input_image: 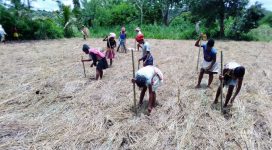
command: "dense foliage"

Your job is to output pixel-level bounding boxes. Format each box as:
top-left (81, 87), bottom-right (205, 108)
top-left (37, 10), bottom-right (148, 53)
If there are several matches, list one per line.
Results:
top-left (0, 0), bottom-right (271, 41)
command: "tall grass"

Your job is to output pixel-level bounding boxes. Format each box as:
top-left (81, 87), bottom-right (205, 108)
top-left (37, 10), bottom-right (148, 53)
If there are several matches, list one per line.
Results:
top-left (89, 24), bottom-right (196, 40)
top-left (247, 25), bottom-right (272, 41)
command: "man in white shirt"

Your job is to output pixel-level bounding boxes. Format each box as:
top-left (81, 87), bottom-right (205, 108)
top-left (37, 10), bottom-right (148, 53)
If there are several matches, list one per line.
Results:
top-left (131, 66), bottom-right (163, 114)
top-left (214, 62), bottom-right (245, 110)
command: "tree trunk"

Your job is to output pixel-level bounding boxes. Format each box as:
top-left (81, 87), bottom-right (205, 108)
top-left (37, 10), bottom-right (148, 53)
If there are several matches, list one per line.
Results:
top-left (219, 12), bottom-right (225, 38)
top-left (140, 8), bottom-right (143, 27)
top-left (27, 0), bottom-right (31, 9)
top-left (163, 9), bottom-right (168, 26)
top-left (219, 0), bottom-right (225, 38)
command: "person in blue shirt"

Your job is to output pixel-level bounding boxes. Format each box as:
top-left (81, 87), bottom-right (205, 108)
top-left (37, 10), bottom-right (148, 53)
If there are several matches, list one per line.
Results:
top-left (195, 36), bottom-right (219, 88)
top-left (117, 26), bottom-right (127, 53)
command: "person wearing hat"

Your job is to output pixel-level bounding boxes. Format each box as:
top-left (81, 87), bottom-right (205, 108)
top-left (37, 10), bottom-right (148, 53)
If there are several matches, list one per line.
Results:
top-left (117, 26), bottom-right (127, 53)
top-left (195, 36), bottom-right (219, 88)
top-left (81, 25), bottom-right (90, 40)
top-left (131, 66), bottom-right (163, 113)
top-left (135, 27), bottom-right (143, 51)
top-left (214, 62), bottom-right (245, 109)
top-left (81, 44), bottom-right (108, 80)
top-left (135, 34), bottom-right (150, 58)
top-left (103, 32), bottom-right (117, 66)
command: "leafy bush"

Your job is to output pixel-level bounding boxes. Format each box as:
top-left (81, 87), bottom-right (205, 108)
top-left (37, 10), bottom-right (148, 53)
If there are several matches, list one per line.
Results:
top-left (259, 13), bottom-right (272, 27)
top-left (247, 24), bottom-right (272, 41)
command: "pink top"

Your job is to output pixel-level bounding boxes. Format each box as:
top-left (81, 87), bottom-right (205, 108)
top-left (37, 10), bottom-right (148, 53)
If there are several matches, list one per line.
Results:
top-left (89, 48), bottom-right (105, 59)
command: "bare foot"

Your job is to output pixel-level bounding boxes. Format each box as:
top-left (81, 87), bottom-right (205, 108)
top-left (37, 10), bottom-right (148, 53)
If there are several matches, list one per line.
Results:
top-left (207, 85), bottom-right (212, 89)
top-left (147, 107), bottom-right (152, 113)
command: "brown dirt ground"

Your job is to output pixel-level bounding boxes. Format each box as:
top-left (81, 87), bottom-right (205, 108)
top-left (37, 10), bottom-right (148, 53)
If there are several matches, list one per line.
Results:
top-left (0, 38), bottom-right (271, 149)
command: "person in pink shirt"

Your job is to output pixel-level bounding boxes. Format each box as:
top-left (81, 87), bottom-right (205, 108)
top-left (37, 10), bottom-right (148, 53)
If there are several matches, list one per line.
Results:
top-left (81, 44), bottom-right (108, 80)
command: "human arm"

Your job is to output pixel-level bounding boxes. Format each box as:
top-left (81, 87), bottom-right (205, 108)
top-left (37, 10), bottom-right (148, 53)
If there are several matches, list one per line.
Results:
top-left (81, 59), bottom-right (92, 62)
top-left (219, 68), bottom-right (228, 80)
top-left (195, 34), bottom-right (203, 47)
top-left (231, 77), bottom-right (243, 102)
top-left (143, 53), bottom-right (150, 66)
top-left (151, 68), bottom-right (163, 85)
top-left (103, 36), bottom-right (108, 41)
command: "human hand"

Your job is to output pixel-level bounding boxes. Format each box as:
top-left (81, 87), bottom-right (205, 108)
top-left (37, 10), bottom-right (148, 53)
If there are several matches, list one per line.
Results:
top-left (199, 33), bottom-right (203, 39)
top-left (219, 75), bottom-right (224, 80)
top-left (90, 64), bottom-right (94, 67)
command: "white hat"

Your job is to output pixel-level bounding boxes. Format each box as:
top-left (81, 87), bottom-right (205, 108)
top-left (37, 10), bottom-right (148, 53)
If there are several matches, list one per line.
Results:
top-left (109, 32), bottom-right (116, 38)
top-left (135, 27), bottom-right (141, 31)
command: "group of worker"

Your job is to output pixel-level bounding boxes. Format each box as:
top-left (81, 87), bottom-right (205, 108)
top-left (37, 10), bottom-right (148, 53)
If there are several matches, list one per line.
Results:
top-left (81, 27), bottom-right (245, 114)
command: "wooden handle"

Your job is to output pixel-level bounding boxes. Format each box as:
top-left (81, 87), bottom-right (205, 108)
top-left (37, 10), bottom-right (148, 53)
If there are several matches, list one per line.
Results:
top-left (220, 51), bottom-right (223, 113)
top-left (132, 49), bottom-right (137, 115)
top-left (196, 40), bottom-right (201, 72)
top-left (81, 56), bottom-right (86, 78)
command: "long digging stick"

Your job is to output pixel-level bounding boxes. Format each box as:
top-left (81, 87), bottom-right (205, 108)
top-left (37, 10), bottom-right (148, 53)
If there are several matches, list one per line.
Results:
top-left (132, 42), bottom-right (137, 115)
top-left (81, 56), bottom-right (86, 78)
top-left (196, 39), bottom-right (201, 72)
top-left (220, 51), bottom-right (223, 113)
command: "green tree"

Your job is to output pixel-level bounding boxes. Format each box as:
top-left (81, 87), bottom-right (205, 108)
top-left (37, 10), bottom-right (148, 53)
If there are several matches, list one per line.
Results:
top-left (157, 0), bottom-right (186, 26)
top-left (10, 0), bottom-right (23, 9)
top-left (259, 12), bottom-right (272, 27)
top-left (186, 0), bottom-right (248, 38)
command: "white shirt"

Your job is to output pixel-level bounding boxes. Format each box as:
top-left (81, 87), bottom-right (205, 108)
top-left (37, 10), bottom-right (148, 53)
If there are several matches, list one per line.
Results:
top-left (136, 66), bottom-right (163, 86)
top-left (225, 62), bottom-right (241, 70)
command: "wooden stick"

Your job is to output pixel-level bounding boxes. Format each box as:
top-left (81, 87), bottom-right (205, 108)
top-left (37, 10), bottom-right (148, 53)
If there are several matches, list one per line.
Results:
top-left (132, 43), bottom-right (137, 115)
top-left (196, 39), bottom-right (201, 72)
top-left (138, 61), bottom-right (140, 70)
top-left (81, 56), bottom-right (86, 78)
top-left (220, 51), bottom-right (223, 113)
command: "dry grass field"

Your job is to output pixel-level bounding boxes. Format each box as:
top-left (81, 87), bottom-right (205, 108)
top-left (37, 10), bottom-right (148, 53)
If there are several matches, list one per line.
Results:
top-left (0, 38), bottom-right (271, 149)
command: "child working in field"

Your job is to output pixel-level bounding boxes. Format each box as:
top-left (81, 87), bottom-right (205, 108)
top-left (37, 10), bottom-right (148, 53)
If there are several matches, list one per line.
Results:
top-left (103, 33), bottom-right (116, 66)
top-left (214, 62), bottom-right (245, 111)
top-left (131, 66), bottom-right (163, 113)
top-left (117, 26), bottom-right (127, 53)
top-left (81, 44), bottom-right (108, 80)
top-left (195, 35), bottom-right (219, 88)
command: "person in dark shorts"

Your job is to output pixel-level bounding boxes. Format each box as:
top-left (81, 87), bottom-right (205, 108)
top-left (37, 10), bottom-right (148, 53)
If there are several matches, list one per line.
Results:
top-left (138, 48), bottom-right (153, 67)
top-left (81, 44), bottom-right (108, 80)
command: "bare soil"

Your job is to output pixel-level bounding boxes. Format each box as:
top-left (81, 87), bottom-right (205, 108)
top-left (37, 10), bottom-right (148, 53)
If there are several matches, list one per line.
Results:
top-left (0, 38), bottom-right (271, 149)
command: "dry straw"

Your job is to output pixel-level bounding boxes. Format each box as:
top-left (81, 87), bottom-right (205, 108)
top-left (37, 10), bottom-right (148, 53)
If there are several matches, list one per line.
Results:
top-left (0, 39), bottom-right (271, 149)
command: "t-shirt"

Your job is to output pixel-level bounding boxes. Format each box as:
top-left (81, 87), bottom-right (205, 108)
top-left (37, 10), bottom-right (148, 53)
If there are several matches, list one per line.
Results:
top-left (142, 42), bottom-right (150, 57)
top-left (136, 66), bottom-right (163, 86)
top-left (107, 39), bottom-right (116, 48)
top-left (201, 44), bottom-right (217, 62)
top-left (224, 62), bottom-right (241, 81)
top-left (88, 48), bottom-right (105, 60)
top-left (120, 32), bottom-right (126, 40)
